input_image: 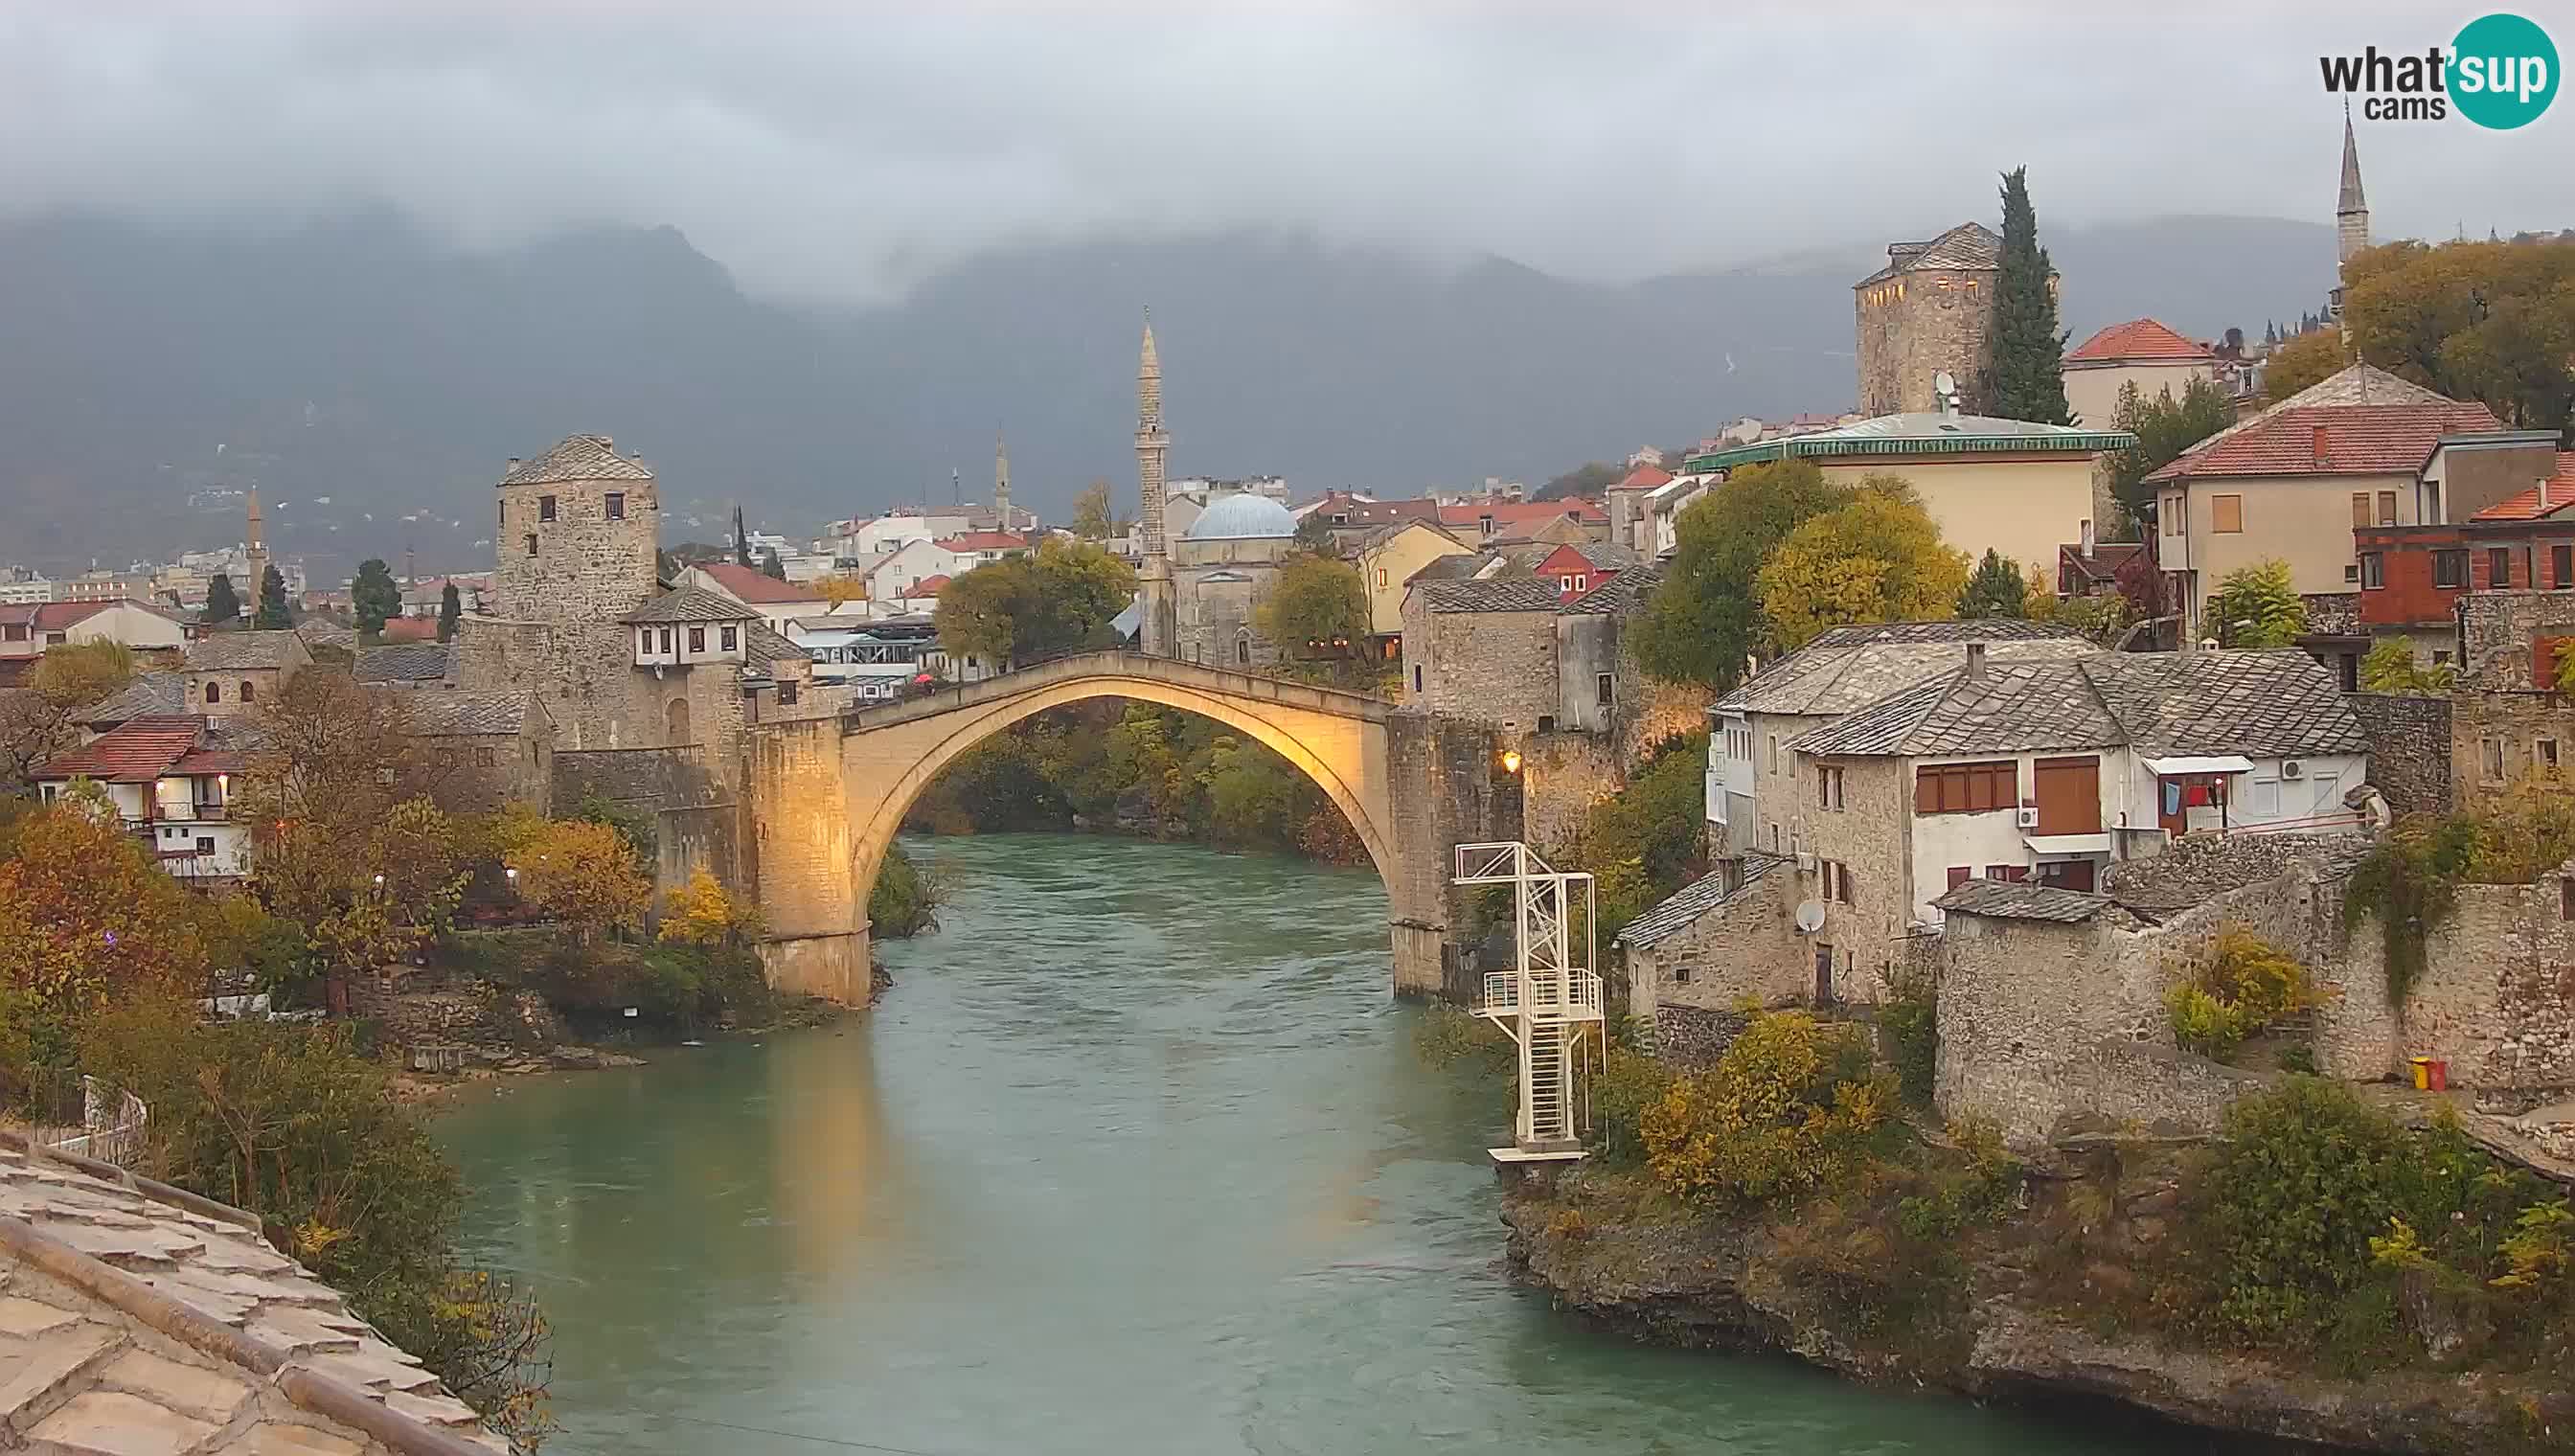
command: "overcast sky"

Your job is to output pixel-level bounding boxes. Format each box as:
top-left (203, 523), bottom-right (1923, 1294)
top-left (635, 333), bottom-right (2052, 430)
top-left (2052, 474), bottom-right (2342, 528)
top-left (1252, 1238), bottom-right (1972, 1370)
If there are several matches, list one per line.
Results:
top-left (4, 2), bottom-right (2567, 305)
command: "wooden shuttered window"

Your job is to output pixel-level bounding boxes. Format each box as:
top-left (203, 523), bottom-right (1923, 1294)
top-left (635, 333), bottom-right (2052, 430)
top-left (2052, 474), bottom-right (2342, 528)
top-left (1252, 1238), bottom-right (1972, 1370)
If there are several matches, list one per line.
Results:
top-left (1913, 760), bottom-right (2018, 814)
top-left (2351, 492), bottom-right (2371, 529)
top-left (2210, 494), bottom-right (2244, 534)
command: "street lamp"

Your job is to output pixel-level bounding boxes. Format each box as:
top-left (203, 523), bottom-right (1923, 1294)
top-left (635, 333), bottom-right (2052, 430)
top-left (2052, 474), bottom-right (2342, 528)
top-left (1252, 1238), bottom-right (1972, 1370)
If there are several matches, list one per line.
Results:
top-left (1500, 748), bottom-right (1523, 775)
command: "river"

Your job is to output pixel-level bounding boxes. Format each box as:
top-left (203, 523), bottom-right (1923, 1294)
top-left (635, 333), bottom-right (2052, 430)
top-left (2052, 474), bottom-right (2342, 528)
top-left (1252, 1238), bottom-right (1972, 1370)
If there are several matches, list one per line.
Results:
top-left (442, 833), bottom-right (2197, 1456)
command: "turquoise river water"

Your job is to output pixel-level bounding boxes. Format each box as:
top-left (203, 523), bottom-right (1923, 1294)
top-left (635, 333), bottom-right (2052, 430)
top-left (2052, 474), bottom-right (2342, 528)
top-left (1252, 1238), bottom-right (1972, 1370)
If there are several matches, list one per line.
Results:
top-left (440, 832), bottom-right (2216, 1455)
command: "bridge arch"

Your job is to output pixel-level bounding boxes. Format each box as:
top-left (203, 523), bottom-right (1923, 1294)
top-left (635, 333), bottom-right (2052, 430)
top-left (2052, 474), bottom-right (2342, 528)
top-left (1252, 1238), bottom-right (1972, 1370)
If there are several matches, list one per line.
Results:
top-left (747, 652), bottom-right (1497, 1007)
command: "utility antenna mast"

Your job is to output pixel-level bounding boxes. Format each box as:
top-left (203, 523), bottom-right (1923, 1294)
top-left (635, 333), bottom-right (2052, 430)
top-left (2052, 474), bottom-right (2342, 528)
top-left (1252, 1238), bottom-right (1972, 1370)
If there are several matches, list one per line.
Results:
top-left (1455, 841), bottom-right (1603, 1165)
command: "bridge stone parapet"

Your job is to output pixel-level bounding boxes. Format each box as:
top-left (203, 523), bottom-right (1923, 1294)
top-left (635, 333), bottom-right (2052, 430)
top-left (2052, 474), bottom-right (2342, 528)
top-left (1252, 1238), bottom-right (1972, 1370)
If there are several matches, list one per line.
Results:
top-left (742, 651), bottom-right (1514, 1004)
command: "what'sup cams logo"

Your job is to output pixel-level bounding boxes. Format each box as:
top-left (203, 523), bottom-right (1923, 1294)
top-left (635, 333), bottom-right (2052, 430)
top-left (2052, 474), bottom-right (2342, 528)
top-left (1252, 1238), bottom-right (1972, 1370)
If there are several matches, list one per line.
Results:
top-left (2321, 12), bottom-right (2558, 128)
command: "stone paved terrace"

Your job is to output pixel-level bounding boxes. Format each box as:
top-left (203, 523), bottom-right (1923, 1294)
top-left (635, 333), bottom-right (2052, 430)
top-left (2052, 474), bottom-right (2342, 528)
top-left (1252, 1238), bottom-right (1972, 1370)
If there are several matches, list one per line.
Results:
top-left (0, 1134), bottom-right (505, 1455)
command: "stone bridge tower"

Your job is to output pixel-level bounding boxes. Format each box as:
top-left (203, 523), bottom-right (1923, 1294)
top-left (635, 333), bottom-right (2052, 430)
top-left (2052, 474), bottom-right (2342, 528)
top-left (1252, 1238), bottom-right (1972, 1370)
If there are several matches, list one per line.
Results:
top-left (1135, 312), bottom-right (1178, 656)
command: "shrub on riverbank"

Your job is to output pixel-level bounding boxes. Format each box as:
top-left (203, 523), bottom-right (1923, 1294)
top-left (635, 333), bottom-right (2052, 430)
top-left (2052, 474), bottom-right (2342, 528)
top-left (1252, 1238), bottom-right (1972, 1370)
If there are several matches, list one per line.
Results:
top-left (80, 997), bottom-right (556, 1448)
top-left (1638, 1011), bottom-right (1892, 1208)
top-left (868, 843), bottom-right (945, 938)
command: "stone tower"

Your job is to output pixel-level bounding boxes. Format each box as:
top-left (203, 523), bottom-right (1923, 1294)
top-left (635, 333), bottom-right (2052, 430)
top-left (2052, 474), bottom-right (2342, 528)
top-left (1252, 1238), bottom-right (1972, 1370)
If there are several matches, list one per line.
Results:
top-left (459, 434), bottom-right (663, 750)
top-left (1852, 221), bottom-right (2003, 417)
top-left (491, 434), bottom-right (659, 624)
top-left (1134, 311), bottom-right (1177, 656)
top-left (993, 426), bottom-right (1012, 530)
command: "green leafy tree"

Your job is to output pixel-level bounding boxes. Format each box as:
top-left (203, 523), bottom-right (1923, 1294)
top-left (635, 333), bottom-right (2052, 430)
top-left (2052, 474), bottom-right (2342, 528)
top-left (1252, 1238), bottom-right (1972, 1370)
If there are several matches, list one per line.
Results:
top-left (352, 558), bottom-right (401, 636)
top-left (436, 582), bottom-right (461, 642)
top-left (1536, 461), bottom-right (1624, 501)
top-left (2263, 329), bottom-right (2346, 404)
top-left (1986, 167), bottom-right (2071, 423)
top-left (202, 571), bottom-right (240, 626)
top-left (1071, 480), bottom-right (1115, 539)
top-left (2359, 640), bottom-right (2455, 696)
top-left (253, 564), bottom-right (291, 629)
top-left (1256, 553), bottom-right (1368, 658)
top-left (2208, 558), bottom-right (2307, 648)
top-left (1956, 548), bottom-right (2030, 619)
top-left (1756, 480), bottom-right (1972, 651)
top-left (934, 536), bottom-right (1137, 669)
top-left (2107, 376), bottom-right (2238, 529)
top-left (1632, 459), bottom-right (1853, 691)
top-left (2343, 236), bottom-right (2575, 430)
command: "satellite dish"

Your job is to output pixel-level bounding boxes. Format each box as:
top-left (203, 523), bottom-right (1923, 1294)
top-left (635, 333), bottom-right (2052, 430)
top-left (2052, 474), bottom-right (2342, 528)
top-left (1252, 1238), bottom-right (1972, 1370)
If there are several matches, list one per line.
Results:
top-left (1933, 369), bottom-right (1957, 398)
top-left (1793, 900), bottom-right (1827, 935)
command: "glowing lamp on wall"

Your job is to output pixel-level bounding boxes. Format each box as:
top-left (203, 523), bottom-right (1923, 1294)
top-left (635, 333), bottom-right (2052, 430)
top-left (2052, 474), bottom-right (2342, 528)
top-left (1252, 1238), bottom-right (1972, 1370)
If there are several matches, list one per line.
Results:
top-left (1500, 748), bottom-right (1523, 775)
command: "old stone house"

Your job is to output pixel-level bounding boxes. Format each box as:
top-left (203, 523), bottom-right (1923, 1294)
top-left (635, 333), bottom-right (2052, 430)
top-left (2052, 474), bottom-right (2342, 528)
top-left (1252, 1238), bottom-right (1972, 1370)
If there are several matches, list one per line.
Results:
top-left (180, 629), bottom-right (310, 717)
top-left (395, 689), bottom-right (554, 815)
top-left (1852, 220), bottom-right (2004, 418)
top-left (2445, 589), bottom-right (2575, 815)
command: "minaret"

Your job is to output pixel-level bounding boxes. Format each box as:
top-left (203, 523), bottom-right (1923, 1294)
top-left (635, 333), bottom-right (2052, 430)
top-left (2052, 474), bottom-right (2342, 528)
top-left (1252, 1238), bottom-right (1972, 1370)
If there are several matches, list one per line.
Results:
top-left (243, 484), bottom-right (269, 604)
top-left (993, 426), bottom-right (1013, 532)
top-left (1134, 309), bottom-right (1177, 656)
top-left (2332, 104), bottom-right (2370, 326)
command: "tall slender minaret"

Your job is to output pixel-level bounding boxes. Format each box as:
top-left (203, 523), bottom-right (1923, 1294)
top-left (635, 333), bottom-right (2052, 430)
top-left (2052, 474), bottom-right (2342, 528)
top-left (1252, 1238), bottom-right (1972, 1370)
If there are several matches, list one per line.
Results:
top-left (2332, 104), bottom-right (2370, 329)
top-left (1134, 309), bottom-right (1176, 656)
top-left (993, 425), bottom-right (1013, 531)
top-left (243, 484), bottom-right (269, 603)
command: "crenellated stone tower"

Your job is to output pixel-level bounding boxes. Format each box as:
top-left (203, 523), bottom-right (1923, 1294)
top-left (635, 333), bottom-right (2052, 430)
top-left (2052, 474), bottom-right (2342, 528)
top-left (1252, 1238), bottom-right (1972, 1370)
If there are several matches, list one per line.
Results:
top-left (1135, 310), bottom-right (1177, 656)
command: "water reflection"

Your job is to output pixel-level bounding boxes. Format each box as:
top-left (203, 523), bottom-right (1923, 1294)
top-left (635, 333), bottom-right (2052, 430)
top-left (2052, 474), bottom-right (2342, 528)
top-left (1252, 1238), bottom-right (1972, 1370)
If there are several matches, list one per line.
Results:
top-left (443, 834), bottom-right (2214, 1456)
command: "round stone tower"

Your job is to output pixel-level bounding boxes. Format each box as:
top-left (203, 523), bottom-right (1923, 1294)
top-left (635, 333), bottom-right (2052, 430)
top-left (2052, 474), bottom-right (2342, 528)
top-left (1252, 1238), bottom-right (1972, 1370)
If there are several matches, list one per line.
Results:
top-left (492, 434), bottom-right (660, 625)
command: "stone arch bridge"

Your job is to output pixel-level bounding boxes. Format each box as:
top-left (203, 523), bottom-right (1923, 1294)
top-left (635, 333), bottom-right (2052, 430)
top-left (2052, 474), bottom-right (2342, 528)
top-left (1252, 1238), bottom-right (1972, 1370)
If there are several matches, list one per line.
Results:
top-left (739, 651), bottom-right (1510, 1003)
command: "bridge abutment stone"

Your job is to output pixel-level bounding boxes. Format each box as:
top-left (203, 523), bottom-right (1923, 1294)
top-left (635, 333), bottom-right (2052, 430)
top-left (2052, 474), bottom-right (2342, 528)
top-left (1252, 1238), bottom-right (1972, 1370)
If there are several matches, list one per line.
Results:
top-left (745, 716), bottom-right (871, 1005)
top-left (1384, 712), bottom-right (1516, 1001)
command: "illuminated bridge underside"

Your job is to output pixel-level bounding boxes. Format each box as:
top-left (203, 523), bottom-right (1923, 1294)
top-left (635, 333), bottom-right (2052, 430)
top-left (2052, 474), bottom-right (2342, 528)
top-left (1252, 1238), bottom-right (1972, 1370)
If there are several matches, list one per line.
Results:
top-left (742, 651), bottom-right (1496, 1005)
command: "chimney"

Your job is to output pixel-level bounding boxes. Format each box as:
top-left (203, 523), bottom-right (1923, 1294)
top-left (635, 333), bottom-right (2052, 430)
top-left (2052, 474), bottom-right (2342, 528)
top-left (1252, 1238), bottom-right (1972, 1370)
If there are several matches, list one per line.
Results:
top-left (2542, 475), bottom-right (2553, 510)
top-left (2312, 423), bottom-right (2331, 466)
top-left (1965, 642), bottom-right (1987, 680)
top-left (2080, 517), bottom-right (2097, 559)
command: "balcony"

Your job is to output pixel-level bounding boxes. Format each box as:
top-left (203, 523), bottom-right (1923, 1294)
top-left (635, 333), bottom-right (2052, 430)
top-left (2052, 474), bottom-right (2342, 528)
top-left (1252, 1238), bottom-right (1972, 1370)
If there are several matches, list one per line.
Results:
top-left (1479, 969), bottom-right (1604, 1023)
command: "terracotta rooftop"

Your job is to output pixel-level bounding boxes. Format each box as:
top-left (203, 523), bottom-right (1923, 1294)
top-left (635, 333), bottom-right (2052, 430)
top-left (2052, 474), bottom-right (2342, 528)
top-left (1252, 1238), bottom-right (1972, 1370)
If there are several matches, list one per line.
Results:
top-left (2144, 364), bottom-right (2495, 484)
top-left (692, 562), bottom-right (826, 604)
top-left (2065, 318), bottom-right (2215, 365)
top-left (903, 574), bottom-right (950, 598)
top-left (2144, 401), bottom-right (2501, 483)
top-left (33, 716), bottom-right (211, 784)
top-left (929, 532), bottom-right (1029, 554)
top-left (2469, 454), bottom-right (2575, 522)
top-left (1, 1133), bottom-right (506, 1452)
top-left (1435, 500), bottom-right (1607, 528)
top-left (1609, 464), bottom-right (1675, 492)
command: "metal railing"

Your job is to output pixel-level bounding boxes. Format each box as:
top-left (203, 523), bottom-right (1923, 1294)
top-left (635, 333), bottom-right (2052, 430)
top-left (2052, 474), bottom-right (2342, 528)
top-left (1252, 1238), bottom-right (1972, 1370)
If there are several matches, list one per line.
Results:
top-left (1479, 968), bottom-right (1604, 1020)
top-left (23, 1073), bottom-right (150, 1168)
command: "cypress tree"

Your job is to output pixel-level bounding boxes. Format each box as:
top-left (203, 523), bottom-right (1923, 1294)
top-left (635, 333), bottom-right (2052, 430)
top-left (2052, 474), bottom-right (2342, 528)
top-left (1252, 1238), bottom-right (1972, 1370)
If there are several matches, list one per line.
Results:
top-left (253, 565), bottom-right (291, 629)
top-left (352, 558), bottom-right (402, 636)
top-left (733, 506), bottom-right (753, 567)
top-left (203, 572), bottom-right (240, 626)
top-left (1987, 167), bottom-right (2071, 424)
top-left (437, 582), bottom-right (462, 642)
top-left (1956, 548), bottom-right (2030, 620)
top-left (761, 548), bottom-right (787, 581)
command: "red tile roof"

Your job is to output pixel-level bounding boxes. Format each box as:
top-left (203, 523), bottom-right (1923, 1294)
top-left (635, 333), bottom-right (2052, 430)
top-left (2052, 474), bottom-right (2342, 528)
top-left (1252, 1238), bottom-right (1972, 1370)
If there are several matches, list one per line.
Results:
top-left (170, 747), bottom-right (248, 776)
top-left (2469, 453), bottom-right (2575, 522)
top-left (695, 561), bottom-right (826, 604)
top-left (377, 616), bottom-right (440, 642)
top-left (34, 715), bottom-right (208, 783)
top-left (932, 532), bottom-right (1029, 553)
top-left (2144, 401), bottom-right (2502, 483)
top-left (32, 601), bottom-right (111, 632)
top-left (2065, 318), bottom-right (2215, 365)
top-left (1436, 499), bottom-right (1607, 527)
top-left (904, 575), bottom-right (951, 597)
top-left (1610, 465), bottom-right (1675, 492)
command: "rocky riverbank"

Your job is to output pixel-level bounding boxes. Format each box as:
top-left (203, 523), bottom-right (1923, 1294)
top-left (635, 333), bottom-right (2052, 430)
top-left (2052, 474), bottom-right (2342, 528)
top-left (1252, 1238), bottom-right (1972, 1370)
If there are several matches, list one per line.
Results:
top-left (1499, 1153), bottom-right (2572, 1455)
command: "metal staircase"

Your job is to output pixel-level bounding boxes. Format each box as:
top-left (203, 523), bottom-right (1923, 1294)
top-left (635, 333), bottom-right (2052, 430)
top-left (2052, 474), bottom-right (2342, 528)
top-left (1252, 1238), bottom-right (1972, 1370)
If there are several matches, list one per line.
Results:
top-left (1456, 842), bottom-right (1605, 1160)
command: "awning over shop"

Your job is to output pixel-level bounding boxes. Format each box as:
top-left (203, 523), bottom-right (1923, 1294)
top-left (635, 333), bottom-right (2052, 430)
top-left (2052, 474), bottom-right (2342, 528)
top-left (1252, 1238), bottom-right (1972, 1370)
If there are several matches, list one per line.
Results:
top-left (2142, 755), bottom-right (2256, 777)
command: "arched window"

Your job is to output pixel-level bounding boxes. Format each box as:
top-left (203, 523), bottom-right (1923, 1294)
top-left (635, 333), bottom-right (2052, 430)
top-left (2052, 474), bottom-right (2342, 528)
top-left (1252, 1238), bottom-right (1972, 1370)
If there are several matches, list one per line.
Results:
top-left (204, 681), bottom-right (220, 704)
top-left (239, 680), bottom-right (255, 702)
top-left (666, 696), bottom-right (693, 744)
top-left (1235, 633), bottom-right (1251, 667)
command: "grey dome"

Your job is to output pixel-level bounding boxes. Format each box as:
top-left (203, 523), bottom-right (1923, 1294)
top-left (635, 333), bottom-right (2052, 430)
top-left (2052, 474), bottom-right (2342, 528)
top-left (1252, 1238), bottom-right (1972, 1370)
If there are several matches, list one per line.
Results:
top-left (1183, 492), bottom-right (1297, 540)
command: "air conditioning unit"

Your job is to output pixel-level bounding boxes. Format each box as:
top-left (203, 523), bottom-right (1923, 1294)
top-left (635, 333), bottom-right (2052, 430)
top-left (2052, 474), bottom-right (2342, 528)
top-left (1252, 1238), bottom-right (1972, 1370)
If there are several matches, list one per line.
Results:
top-left (2016, 807), bottom-right (2040, 829)
top-left (2282, 760), bottom-right (2305, 780)
top-left (1794, 852), bottom-right (1817, 874)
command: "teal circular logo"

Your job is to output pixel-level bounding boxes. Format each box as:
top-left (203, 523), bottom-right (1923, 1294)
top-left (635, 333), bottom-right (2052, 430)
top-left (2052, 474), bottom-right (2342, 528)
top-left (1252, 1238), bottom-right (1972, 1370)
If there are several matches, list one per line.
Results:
top-left (2452, 12), bottom-right (2558, 128)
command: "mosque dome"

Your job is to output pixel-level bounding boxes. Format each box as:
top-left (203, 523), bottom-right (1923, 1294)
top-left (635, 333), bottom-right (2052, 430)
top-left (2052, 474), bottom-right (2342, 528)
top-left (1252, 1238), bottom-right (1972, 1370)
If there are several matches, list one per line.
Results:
top-left (1183, 492), bottom-right (1297, 541)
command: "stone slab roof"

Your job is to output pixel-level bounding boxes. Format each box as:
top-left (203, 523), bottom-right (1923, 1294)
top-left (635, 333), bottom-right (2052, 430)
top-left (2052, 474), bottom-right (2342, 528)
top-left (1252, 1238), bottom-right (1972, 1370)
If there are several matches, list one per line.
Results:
top-left (77, 672), bottom-right (188, 727)
top-left (1790, 648), bottom-right (2370, 761)
top-left (622, 586), bottom-right (760, 625)
top-left (1931, 877), bottom-right (2112, 922)
top-left (1715, 623), bottom-right (2092, 718)
top-left (186, 632), bottom-right (307, 672)
top-left (1617, 853), bottom-right (1784, 948)
top-left (0, 1135), bottom-right (505, 1452)
top-left (1561, 563), bottom-right (1663, 616)
top-left (1855, 221), bottom-right (2000, 286)
top-left (742, 622), bottom-right (808, 667)
top-left (497, 434), bottom-right (653, 487)
top-left (1414, 578), bottom-right (1564, 614)
top-left (394, 691), bottom-right (536, 738)
top-left (353, 643), bottom-right (454, 686)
